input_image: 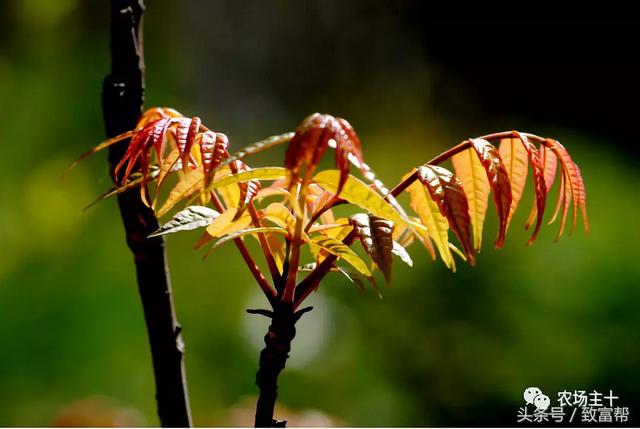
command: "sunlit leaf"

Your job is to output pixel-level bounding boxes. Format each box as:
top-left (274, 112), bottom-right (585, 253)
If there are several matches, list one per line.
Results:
top-left (406, 171), bottom-right (454, 270)
top-left (524, 146), bottom-right (557, 231)
top-left (206, 167), bottom-right (288, 191)
top-left (157, 167), bottom-right (205, 217)
top-left (415, 165), bottom-right (475, 265)
top-left (574, 164), bottom-right (590, 234)
top-left (506, 132), bottom-right (548, 245)
top-left (349, 213), bottom-right (395, 283)
top-left (391, 241), bottom-right (413, 267)
top-left (255, 186), bottom-right (289, 202)
top-left (149, 206), bottom-right (220, 237)
top-left (499, 137), bottom-right (529, 231)
top-left (451, 147), bottom-right (490, 252)
top-left (310, 235), bottom-right (373, 279)
top-left (541, 146), bottom-right (558, 190)
top-left (214, 167), bottom-right (240, 209)
top-left (180, 117), bottom-right (201, 172)
top-left (558, 172), bottom-right (572, 241)
top-left (200, 131), bottom-right (229, 187)
top-left (285, 114), bottom-right (364, 196)
top-left (231, 161), bottom-right (262, 218)
top-left (194, 208), bottom-right (253, 249)
top-left (545, 139), bottom-right (588, 237)
top-left (262, 203), bottom-right (296, 234)
top-left (312, 170), bottom-right (407, 227)
top-left (468, 138), bottom-right (512, 248)
top-left (266, 231), bottom-right (286, 271)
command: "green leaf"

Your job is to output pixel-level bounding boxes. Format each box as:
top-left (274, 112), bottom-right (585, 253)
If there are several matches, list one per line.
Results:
top-left (149, 206), bottom-right (220, 237)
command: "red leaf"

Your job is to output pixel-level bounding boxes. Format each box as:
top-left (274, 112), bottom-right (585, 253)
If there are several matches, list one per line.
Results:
top-left (182, 117), bottom-right (201, 171)
top-left (545, 139), bottom-right (586, 237)
top-left (174, 117), bottom-right (191, 158)
top-left (574, 164), bottom-right (590, 235)
top-left (150, 117), bottom-right (174, 163)
top-left (201, 132), bottom-right (229, 187)
top-left (540, 145), bottom-right (558, 190)
top-left (416, 165), bottom-right (475, 265)
top-left (335, 118), bottom-right (364, 196)
top-left (512, 132), bottom-right (547, 246)
top-left (229, 160), bottom-right (262, 217)
top-left (525, 145), bottom-right (558, 231)
top-left (349, 214), bottom-right (395, 283)
top-left (114, 123), bottom-right (154, 184)
top-left (285, 113), bottom-right (365, 196)
top-left (469, 139), bottom-right (512, 248)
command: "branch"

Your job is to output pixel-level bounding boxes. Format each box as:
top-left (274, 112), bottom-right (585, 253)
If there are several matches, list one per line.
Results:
top-left (102, 1), bottom-right (191, 426)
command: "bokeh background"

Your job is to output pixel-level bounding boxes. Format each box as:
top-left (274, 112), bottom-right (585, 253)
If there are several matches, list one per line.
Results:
top-left (1, 1), bottom-right (639, 426)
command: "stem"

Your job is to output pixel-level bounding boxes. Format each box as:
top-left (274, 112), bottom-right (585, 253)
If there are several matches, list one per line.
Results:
top-left (227, 160), bottom-right (281, 285)
top-left (388, 131), bottom-right (547, 197)
top-left (282, 180), bottom-right (306, 303)
top-left (248, 204), bottom-right (282, 284)
top-left (389, 140), bottom-right (473, 196)
top-left (209, 192), bottom-right (277, 305)
top-left (253, 304), bottom-right (310, 427)
top-left (293, 138), bottom-right (479, 307)
top-left (293, 231), bottom-right (357, 308)
top-left (102, 1), bottom-right (191, 426)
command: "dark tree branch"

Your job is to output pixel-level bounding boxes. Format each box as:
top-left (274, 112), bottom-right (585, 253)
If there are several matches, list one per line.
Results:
top-left (253, 303), bottom-right (311, 428)
top-left (102, 0), bottom-right (192, 426)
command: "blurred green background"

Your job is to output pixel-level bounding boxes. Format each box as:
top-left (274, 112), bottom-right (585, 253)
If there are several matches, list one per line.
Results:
top-left (0, 1), bottom-right (638, 426)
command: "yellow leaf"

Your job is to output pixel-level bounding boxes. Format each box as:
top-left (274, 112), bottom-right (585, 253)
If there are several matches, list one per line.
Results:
top-left (265, 232), bottom-right (286, 271)
top-left (157, 167), bottom-right (204, 217)
top-left (310, 217), bottom-right (352, 240)
top-left (262, 203), bottom-right (297, 235)
top-left (207, 208), bottom-right (252, 236)
top-left (452, 147), bottom-right (490, 252)
top-left (194, 208), bottom-right (252, 249)
top-left (255, 187), bottom-right (288, 202)
top-left (309, 236), bottom-right (373, 278)
top-left (312, 170), bottom-right (407, 227)
top-left (153, 147), bottom-right (181, 208)
top-left (213, 166), bottom-right (240, 209)
top-left (499, 138), bottom-right (529, 230)
top-left (207, 167), bottom-right (288, 190)
top-left (407, 177), bottom-right (454, 270)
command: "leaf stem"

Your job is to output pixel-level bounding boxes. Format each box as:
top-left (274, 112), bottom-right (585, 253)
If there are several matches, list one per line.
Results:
top-left (248, 204), bottom-right (282, 285)
top-left (293, 230), bottom-right (357, 308)
top-left (209, 191), bottom-right (277, 304)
